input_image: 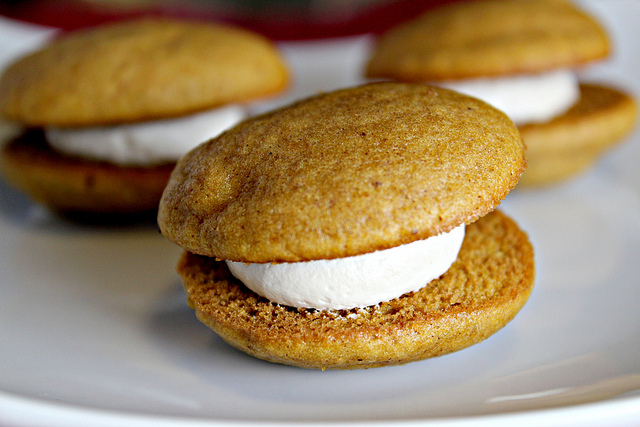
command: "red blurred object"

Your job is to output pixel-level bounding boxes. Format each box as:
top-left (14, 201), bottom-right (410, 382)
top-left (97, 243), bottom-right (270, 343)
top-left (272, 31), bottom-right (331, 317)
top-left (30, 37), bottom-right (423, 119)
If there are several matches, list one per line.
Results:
top-left (0, 0), bottom-right (455, 40)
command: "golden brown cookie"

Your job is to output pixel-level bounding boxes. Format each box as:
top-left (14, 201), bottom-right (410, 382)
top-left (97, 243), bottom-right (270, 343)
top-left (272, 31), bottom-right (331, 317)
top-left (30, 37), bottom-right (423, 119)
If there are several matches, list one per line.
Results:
top-left (178, 210), bottom-right (534, 370)
top-left (517, 84), bottom-right (638, 186)
top-left (365, 0), bottom-right (609, 81)
top-left (1, 130), bottom-right (174, 215)
top-left (160, 82), bottom-right (532, 369)
top-left (159, 82), bottom-right (525, 263)
top-left (0, 18), bottom-right (290, 127)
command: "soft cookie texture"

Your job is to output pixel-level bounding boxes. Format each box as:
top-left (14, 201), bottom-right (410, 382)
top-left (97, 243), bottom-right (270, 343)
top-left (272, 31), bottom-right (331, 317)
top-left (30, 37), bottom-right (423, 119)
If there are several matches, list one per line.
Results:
top-left (159, 83), bottom-right (525, 263)
top-left (365, 0), bottom-right (637, 186)
top-left (179, 210), bottom-right (534, 370)
top-left (0, 18), bottom-right (289, 216)
top-left (0, 19), bottom-right (289, 127)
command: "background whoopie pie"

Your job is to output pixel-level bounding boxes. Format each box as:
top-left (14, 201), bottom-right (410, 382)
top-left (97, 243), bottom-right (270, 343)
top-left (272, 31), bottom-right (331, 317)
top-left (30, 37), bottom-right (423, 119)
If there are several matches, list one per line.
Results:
top-left (366, 0), bottom-right (638, 186)
top-left (0, 18), bottom-right (289, 218)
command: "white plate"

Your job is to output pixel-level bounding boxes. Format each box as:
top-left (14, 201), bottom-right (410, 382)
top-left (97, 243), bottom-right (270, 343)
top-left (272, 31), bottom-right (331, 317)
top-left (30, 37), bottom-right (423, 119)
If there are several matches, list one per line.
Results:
top-left (1, 1), bottom-right (640, 426)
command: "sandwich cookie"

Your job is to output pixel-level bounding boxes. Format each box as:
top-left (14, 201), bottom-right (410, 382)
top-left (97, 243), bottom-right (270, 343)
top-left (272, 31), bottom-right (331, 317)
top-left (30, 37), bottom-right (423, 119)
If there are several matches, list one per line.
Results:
top-left (159, 82), bottom-right (534, 369)
top-left (0, 18), bottom-right (289, 216)
top-left (365, 0), bottom-right (638, 186)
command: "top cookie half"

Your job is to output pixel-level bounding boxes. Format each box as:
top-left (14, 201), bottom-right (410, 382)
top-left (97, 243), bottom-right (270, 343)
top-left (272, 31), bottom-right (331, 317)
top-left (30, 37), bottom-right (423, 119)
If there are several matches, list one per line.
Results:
top-left (159, 83), bottom-right (525, 263)
top-left (366, 0), bottom-right (610, 81)
top-left (0, 19), bottom-right (289, 127)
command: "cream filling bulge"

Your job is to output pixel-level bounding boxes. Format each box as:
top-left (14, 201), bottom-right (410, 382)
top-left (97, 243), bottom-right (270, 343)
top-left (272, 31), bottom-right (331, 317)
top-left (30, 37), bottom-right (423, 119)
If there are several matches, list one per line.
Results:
top-left (437, 69), bottom-right (580, 125)
top-left (226, 224), bottom-right (465, 310)
top-left (45, 105), bottom-right (246, 166)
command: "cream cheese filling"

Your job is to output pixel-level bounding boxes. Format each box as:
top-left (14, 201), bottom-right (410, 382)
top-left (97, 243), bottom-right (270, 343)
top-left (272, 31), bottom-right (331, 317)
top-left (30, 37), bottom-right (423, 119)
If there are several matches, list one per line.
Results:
top-left (437, 69), bottom-right (580, 125)
top-left (45, 105), bottom-right (246, 166)
top-left (226, 224), bottom-right (465, 310)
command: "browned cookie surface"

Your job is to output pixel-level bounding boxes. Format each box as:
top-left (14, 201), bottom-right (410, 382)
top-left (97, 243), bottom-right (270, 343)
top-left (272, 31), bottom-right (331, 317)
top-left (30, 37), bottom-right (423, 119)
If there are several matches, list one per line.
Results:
top-left (0, 130), bottom-right (174, 214)
top-left (159, 83), bottom-right (525, 263)
top-left (178, 210), bottom-right (534, 370)
top-left (366, 0), bottom-right (609, 81)
top-left (0, 19), bottom-right (289, 127)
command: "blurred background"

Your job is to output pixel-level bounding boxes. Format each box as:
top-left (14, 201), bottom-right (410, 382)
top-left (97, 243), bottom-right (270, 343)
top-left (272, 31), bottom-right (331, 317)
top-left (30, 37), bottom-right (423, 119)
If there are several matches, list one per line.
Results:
top-left (0, 0), bottom-right (454, 39)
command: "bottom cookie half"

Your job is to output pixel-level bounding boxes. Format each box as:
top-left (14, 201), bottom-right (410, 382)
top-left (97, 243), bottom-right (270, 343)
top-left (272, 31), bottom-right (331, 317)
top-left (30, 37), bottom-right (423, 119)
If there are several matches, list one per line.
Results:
top-left (0, 129), bottom-right (175, 217)
top-left (518, 84), bottom-right (638, 186)
top-left (178, 210), bottom-right (535, 370)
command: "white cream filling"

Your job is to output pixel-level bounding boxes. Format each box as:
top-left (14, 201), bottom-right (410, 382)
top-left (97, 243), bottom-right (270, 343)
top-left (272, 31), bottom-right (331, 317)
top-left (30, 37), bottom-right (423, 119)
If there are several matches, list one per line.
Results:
top-left (226, 225), bottom-right (465, 310)
top-left (437, 69), bottom-right (580, 125)
top-left (45, 105), bottom-right (246, 166)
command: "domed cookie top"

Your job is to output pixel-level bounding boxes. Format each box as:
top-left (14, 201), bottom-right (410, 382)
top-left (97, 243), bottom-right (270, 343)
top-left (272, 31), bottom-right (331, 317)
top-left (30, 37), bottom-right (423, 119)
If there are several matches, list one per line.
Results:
top-left (366, 0), bottom-right (610, 81)
top-left (0, 19), bottom-right (289, 127)
top-left (158, 82), bottom-right (525, 263)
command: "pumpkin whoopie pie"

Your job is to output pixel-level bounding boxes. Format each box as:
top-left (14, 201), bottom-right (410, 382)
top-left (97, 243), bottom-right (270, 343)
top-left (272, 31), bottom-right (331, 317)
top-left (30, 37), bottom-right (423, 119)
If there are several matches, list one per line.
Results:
top-left (0, 18), bottom-right (289, 217)
top-left (366, 0), bottom-right (638, 186)
top-left (158, 82), bottom-right (535, 369)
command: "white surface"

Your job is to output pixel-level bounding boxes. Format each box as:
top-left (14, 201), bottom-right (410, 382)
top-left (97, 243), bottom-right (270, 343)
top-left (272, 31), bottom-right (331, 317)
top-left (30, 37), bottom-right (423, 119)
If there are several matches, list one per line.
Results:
top-left (0, 16), bottom-right (54, 70)
top-left (1, 1), bottom-right (640, 426)
top-left (46, 105), bottom-right (246, 166)
top-left (227, 225), bottom-right (465, 310)
top-left (437, 69), bottom-right (580, 125)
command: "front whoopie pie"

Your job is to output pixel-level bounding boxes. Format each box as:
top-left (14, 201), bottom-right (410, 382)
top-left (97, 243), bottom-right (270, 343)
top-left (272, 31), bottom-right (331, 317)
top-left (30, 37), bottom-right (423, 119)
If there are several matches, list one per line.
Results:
top-left (365, 0), bottom-right (638, 186)
top-left (0, 18), bottom-right (289, 217)
top-left (158, 82), bottom-right (534, 369)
